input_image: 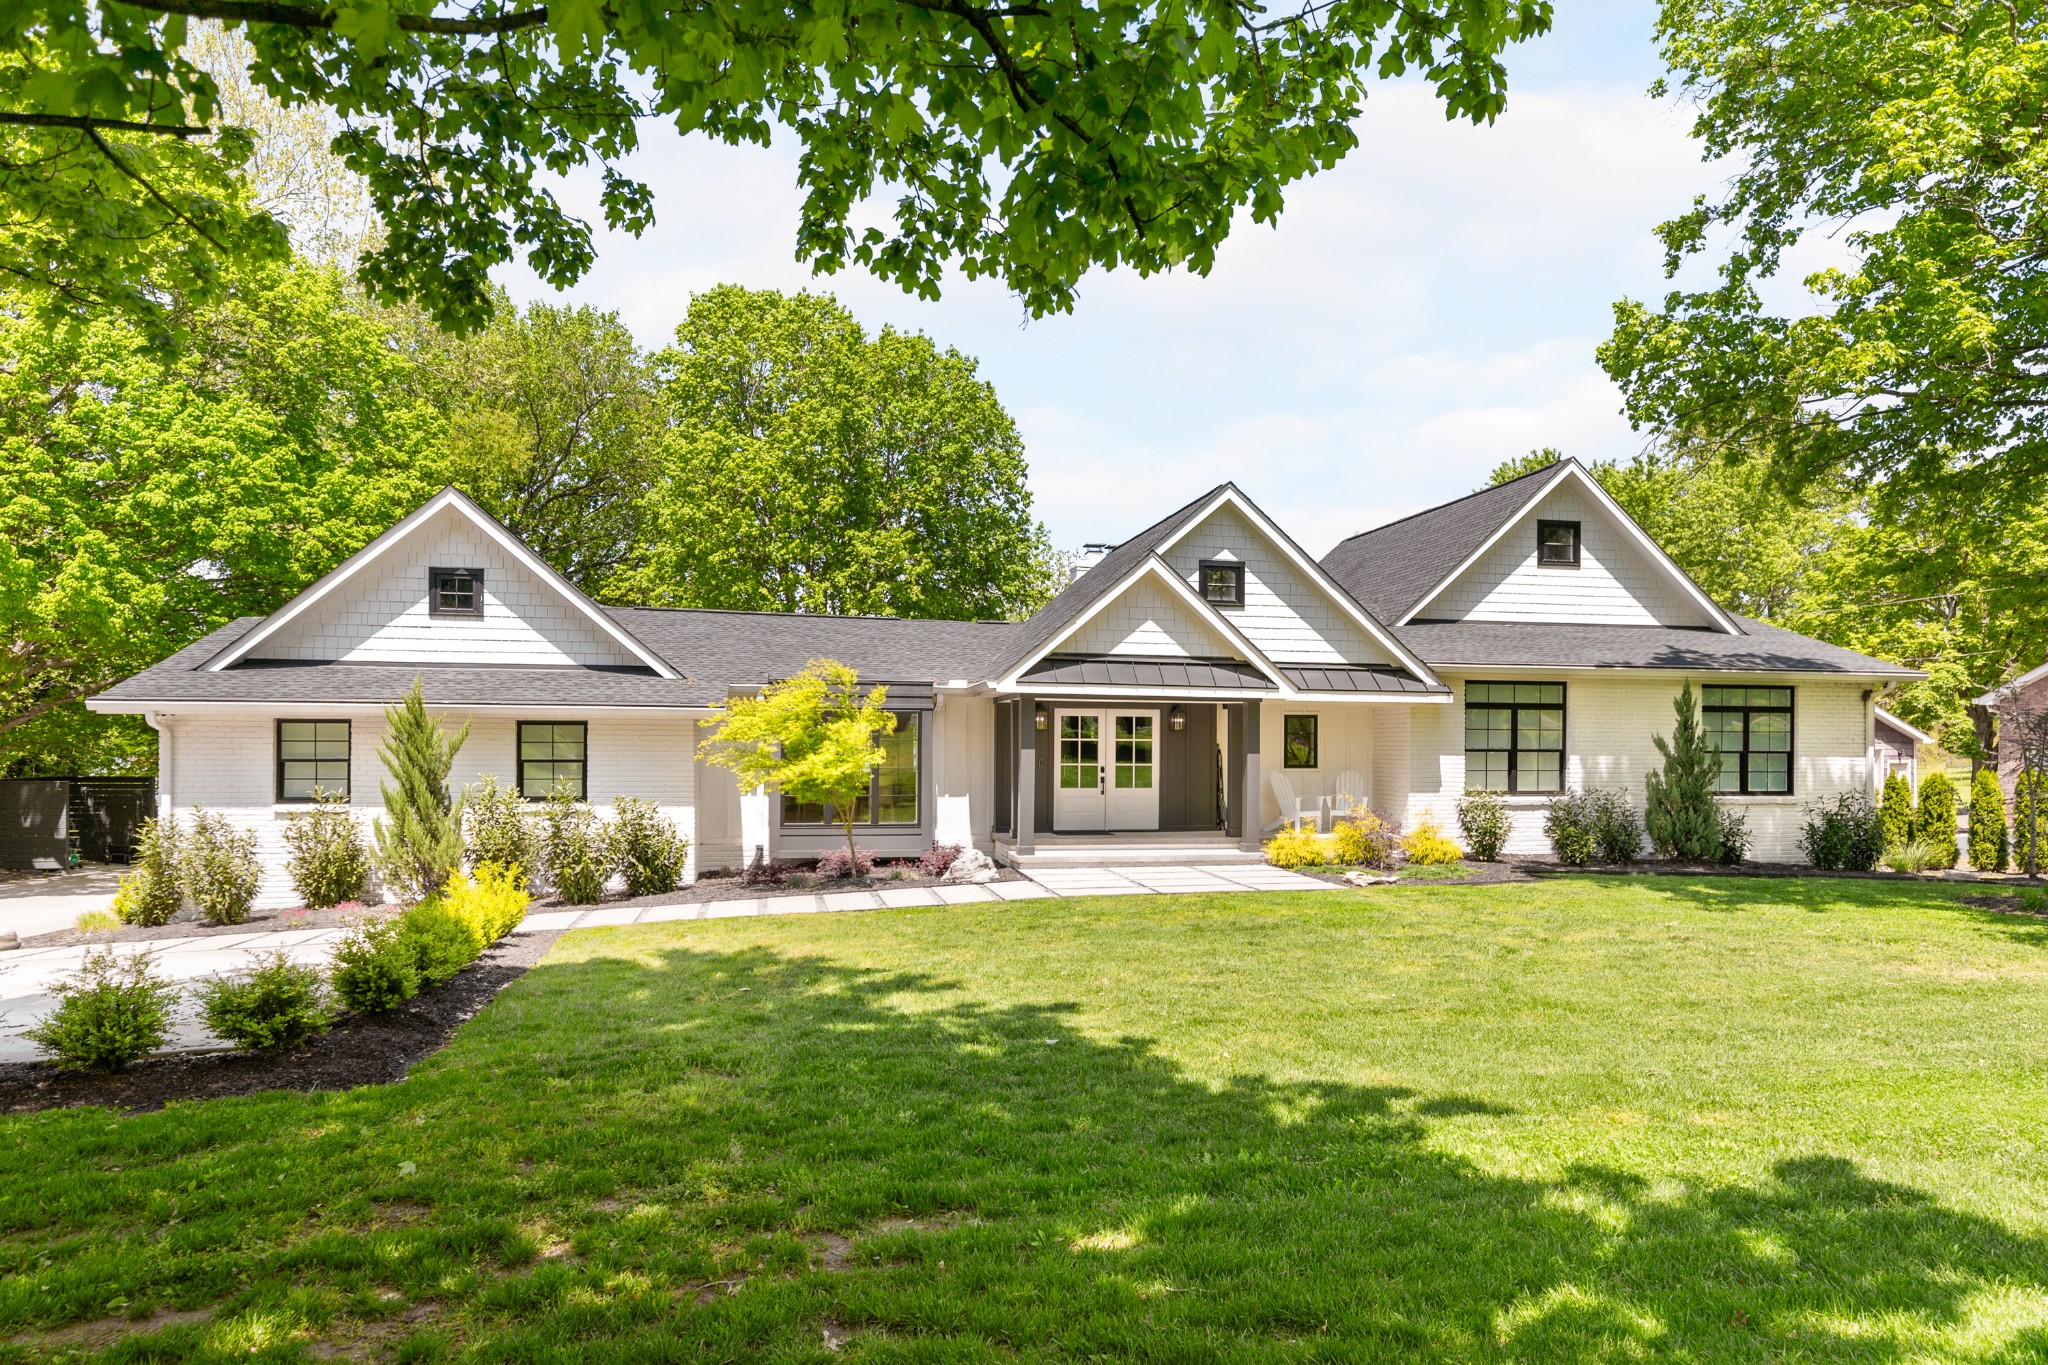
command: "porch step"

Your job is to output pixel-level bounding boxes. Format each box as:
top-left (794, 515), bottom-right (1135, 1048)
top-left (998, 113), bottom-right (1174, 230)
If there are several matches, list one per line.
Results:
top-left (995, 837), bottom-right (1266, 868)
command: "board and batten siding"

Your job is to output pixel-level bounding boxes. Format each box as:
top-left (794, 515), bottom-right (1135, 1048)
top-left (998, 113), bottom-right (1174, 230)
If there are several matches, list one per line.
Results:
top-left (1401, 673), bottom-right (1872, 863)
top-left (1065, 579), bottom-right (1240, 659)
top-left (157, 709), bottom-right (698, 909)
top-left (257, 505), bottom-right (638, 667)
top-left (1162, 506), bottom-right (1394, 665)
top-left (1251, 704), bottom-right (1377, 828)
top-left (1425, 486), bottom-right (1716, 629)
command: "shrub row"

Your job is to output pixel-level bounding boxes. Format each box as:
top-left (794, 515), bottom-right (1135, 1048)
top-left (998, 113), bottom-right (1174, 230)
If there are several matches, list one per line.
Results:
top-left (110, 811), bottom-right (264, 928)
top-left (33, 867), bottom-right (533, 1072)
top-left (465, 785), bottom-right (689, 904)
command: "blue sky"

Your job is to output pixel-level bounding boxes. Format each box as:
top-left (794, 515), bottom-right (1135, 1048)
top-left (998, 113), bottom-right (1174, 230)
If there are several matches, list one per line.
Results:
top-left (498, 0), bottom-right (1711, 559)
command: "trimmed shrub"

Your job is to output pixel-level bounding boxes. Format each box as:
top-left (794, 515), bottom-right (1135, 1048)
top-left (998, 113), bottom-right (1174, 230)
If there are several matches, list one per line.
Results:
top-left (1401, 815), bottom-right (1463, 866)
top-left (1799, 792), bottom-right (1884, 871)
top-left (815, 844), bottom-right (876, 879)
top-left (399, 898), bottom-right (482, 986)
top-left (917, 844), bottom-right (962, 878)
top-left (1456, 791), bottom-right (1510, 862)
top-left (2016, 771), bottom-right (2048, 877)
top-left (1645, 681), bottom-right (1722, 862)
top-left (283, 794), bottom-right (369, 908)
top-left (1715, 805), bottom-right (1751, 865)
top-left (1330, 811), bottom-right (1397, 869)
top-left (25, 946), bottom-right (178, 1071)
top-left (329, 916), bottom-right (420, 1014)
top-left (610, 796), bottom-right (689, 895)
top-left (1969, 767), bottom-right (2009, 872)
top-left (114, 816), bottom-right (183, 927)
top-left (1543, 793), bottom-right (1601, 866)
top-left (180, 810), bottom-right (261, 926)
top-left (1912, 770), bottom-right (1959, 869)
top-left (1263, 824), bottom-right (1324, 869)
top-left (199, 952), bottom-right (333, 1050)
top-left (464, 775), bottom-right (539, 886)
top-left (539, 790), bottom-right (612, 904)
top-left (1878, 772), bottom-right (1915, 854)
top-left (441, 864), bottom-right (530, 948)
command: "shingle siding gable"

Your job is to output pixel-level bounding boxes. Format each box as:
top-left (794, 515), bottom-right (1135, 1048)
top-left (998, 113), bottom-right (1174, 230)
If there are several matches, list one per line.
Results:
top-left (1161, 506), bottom-right (1395, 666)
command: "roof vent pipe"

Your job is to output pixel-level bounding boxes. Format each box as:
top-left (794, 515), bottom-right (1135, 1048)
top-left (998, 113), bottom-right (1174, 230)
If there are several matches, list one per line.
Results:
top-left (1070, 543), bottom-right (1116, 585)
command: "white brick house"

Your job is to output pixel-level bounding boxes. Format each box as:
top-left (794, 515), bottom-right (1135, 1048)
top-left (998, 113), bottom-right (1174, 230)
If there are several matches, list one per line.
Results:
top-left (91, 465), bottom-right (1920, 904)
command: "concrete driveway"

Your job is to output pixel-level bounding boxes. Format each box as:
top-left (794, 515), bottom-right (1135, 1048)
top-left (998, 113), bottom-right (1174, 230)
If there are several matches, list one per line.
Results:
top-left (0, 866), bottom-right (124, 940)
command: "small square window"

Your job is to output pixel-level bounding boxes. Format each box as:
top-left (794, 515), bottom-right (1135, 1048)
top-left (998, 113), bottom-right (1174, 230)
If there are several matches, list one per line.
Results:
top-left (1283, 714), bottom-right (1319, 769)
top-left (429, 567), bottom-right (484, 616)
top-left (1198, 560), bottom-right (1245, 607)
top-left (1537, 521), bottom-right (1580, 567)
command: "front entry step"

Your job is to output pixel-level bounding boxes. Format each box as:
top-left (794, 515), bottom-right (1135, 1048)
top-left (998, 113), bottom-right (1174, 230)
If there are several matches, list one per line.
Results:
top-left (996, 835), bottom-right (1264, 868)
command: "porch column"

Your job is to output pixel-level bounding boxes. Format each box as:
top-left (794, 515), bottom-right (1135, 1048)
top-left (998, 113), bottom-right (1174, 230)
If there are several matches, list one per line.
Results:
top-left (1016, 696), bottom-right (1037, 853)
top-left (1239, 698), bottom-right (1262, 851)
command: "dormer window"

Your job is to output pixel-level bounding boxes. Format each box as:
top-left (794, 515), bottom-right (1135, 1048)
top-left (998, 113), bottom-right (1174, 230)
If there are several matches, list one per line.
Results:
top-left (429, 567), bottom-right (484, 616)
top-left (1537, 520), bottom-right (1580, 568)
top-left (1198, 560), bottom-right (1246, 607)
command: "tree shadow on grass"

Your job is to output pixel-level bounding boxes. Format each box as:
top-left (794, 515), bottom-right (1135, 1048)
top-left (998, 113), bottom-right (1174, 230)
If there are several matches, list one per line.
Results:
top-left (1620, 876), bottom-right (2048, 950)
top-left (6, 942), bottom-right (2047, 1363)
top-left (444, 944), bottom-right (2048, 1361)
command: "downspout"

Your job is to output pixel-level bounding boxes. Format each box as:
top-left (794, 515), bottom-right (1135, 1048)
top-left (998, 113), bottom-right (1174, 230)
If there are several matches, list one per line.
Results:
top-left (144, 712), bottom-right (173, 819)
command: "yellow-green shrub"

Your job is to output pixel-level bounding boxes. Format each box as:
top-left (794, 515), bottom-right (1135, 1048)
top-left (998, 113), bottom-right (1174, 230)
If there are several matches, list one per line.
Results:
top-left (441, 863), bottom-right (531, 950)
top-left (1330, 811), bottom-right (1397, 868)
top-left (1263, 824), bottom-right (1325, 869)
top-left (1400, 815), bottom-right (1463, 865)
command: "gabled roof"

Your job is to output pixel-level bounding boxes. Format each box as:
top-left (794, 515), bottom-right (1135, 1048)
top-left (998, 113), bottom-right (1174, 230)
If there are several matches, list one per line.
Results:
top-left (202, 487), bottom-right (680, 678)
top-left (1874, 707), bottom-right (1934, 747)
top-left (1390, 616), bottom-right (1920, 678)
top-left (1321, 459), bottom-right (1741, 634)
top-left (1973, 658), bottom-right (2048, 707)
top-left (993, 483), bottom-right (1443, 689)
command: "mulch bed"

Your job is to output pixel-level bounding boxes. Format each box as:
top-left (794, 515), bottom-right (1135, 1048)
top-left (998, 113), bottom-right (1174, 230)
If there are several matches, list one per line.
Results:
top-left (1957, 892), bottom-right (2048, 919)
top-left (0, 930), bottom-right (558, 1116)
top-left (532, 866), bottom-right (1022, 914)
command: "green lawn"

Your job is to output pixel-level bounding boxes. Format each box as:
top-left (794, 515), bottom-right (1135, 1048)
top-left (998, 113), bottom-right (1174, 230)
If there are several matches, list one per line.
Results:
top-left (7, 879), bottom-right (2048, 1362)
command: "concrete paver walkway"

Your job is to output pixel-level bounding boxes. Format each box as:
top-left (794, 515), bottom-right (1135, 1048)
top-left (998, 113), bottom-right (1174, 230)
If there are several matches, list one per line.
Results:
top-left (0, 867), bottom-right (124, 940)
top-left (0, 862), bottom-right (1324, 1064)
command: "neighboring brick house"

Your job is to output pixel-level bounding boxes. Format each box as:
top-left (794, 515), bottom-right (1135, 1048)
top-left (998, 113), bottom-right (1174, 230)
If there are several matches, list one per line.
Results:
top-left (91, 463), bottom-right (1923, 905)
top-left (1975, 660), bottom-right (2048, 810)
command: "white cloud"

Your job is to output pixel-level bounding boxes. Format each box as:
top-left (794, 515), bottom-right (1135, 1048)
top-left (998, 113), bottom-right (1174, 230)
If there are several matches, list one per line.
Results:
top-left (496, 13), bottom-right (1716, 557)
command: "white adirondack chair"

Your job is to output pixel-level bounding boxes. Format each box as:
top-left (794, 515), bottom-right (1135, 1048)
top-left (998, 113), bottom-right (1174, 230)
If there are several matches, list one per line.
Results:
top-left (1332, 770), bottom-right (1367, 819)
top-left (1268, 771), bottom-right (1319, 832)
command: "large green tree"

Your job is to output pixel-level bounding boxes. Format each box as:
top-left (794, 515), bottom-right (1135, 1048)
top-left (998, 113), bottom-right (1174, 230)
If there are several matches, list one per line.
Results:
top-left (1599, 0), bottom-right (2048, 511)
top-left (622, 286), bottom-right (1058, 620)
top-left (0, 260), bottom-right (443, 775)
top-left (400, 297), bottom-right (661, 593)
top-left (3, 0), bottom-right (1552, 340)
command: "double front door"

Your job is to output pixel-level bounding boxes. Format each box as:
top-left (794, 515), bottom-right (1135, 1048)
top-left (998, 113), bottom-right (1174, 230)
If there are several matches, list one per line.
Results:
top-left (1052, 709), bottom-right (1159, 831)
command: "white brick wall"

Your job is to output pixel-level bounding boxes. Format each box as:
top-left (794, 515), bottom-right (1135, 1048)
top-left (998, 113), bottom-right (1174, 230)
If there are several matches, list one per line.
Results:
top-left (1426, 486), bottom-right (1715, 628)
top-left (1067, 579), bottom-right (1237, 658)
top-left (1399, 673), bottom-right (1873, 862)
top-left (1163, 507), bottom-right (1395, 665)
top-left (159, 708), bottom-right (698, 909)
top-left (262, 506), bottom-right (637, 666)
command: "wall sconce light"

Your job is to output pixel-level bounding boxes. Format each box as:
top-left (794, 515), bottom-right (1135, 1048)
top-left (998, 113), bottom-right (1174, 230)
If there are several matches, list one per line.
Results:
top-left (1168, 706), bottom-right (1186, 731)
top-left (1034, 709), bottom-right (1048, 730)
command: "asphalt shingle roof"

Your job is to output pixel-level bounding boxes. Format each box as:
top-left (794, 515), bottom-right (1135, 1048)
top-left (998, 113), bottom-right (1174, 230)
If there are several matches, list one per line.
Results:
top-left (1390, 617), bottom-right (1920, 677)
top-left (1320, 460), bottom-right (1571, 623)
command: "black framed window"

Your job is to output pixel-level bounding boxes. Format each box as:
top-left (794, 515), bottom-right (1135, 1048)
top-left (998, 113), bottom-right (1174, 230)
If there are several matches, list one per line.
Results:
top-left (1537, 520), bottom-right (1580, 567)
top-left (1198, 560), bottom-right (1246, 607)
top-left (1464, 682), bottom-right (1565, 793)
top-left (429, 566), bottom-right (484, 616)
top-left (277, 720), bottom-right (350, 801)
top-left (784, 711), bottom-right (921, 826)
top-left (518, 722), bottom-right (587, 799)
top-left (1703, 686), bottom-right (1793, 794)
top-left (1283, 714), bottom-right (1319, 769)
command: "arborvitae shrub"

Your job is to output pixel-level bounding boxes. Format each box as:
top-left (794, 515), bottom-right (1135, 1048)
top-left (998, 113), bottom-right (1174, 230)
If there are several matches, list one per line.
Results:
top-left (1911, 770), bottom-right (1959, 869)
top-left (1878, 772), bottom-right (1916, 854)
top-left (1969, 767), bottom-right (2009, 872)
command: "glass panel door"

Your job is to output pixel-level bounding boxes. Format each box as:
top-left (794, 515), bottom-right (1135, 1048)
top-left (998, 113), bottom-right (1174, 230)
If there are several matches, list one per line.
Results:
top-left (1106, 711), bottom-right (1161, 830)
top-left (1053, 712), bottom-right (1107, 831)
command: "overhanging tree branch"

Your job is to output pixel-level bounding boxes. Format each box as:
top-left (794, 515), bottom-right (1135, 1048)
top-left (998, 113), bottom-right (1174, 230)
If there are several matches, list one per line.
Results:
top-left (0, 112), bottom-right (210, 137)
top-left (112, 0), bottom-right (552, 37)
